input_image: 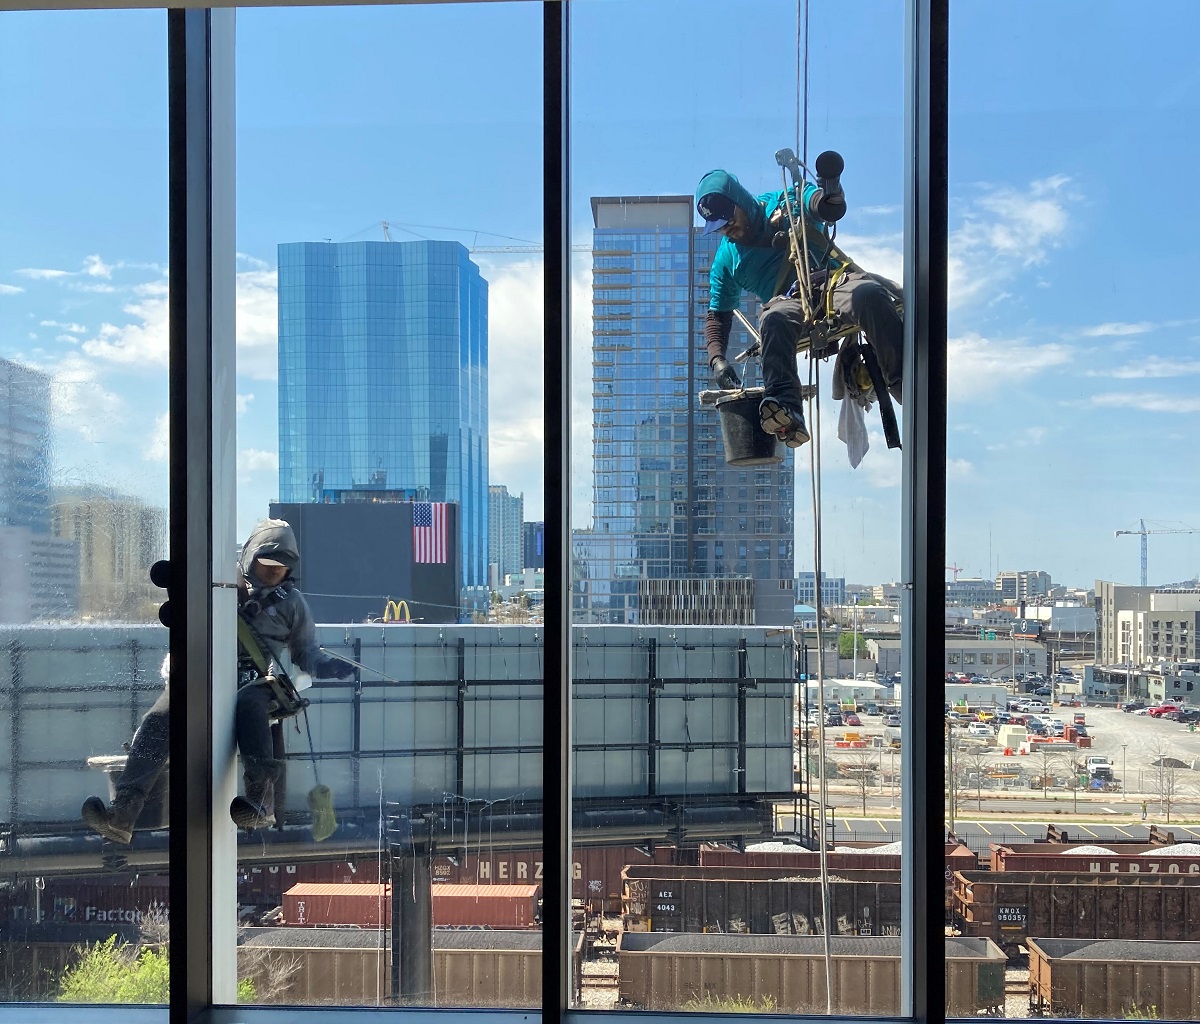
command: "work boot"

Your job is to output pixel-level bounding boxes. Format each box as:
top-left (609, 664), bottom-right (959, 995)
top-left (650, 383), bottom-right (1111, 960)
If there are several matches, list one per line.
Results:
top-left (230, 758), bottom-right (285, 830)
top-left (759, 396), bottom-right (811, 448)
top-left (710, 356), bottom-right (742, 391)
top-left (81, 793), bottom-right (143, 845)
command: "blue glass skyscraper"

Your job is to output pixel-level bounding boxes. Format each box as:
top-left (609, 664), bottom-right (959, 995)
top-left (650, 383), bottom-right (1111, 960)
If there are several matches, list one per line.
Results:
top-left (0, 357), bottom-right (51, 534)
top-left (277, 240), bottom-right (488, 604)
top-left (573, 197), bottom-right (794, 626)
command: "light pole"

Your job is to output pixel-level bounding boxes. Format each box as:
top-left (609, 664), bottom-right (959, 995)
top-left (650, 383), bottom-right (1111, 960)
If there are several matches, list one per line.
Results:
top-left (889, 749), bottom-right (897, 808)
top-left (1122, 743), bottom-right (1128, 796)
top-left (852, 594), bottom-right (859, 683)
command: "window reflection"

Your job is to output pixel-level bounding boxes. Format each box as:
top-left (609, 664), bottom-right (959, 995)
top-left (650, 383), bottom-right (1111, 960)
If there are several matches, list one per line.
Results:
top-left (0, 7), bottom-right (171, 1005)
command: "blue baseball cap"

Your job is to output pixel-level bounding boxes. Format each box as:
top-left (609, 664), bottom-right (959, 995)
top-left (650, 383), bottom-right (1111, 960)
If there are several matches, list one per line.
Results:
top-left (697, 192), bottom-right (735, 235)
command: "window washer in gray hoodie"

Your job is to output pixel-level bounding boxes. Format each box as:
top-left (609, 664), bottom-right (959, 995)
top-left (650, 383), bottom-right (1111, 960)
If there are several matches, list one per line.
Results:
top-left (81, 518), bottom-right (354, 843)
top-left (696, 164), bottom-right (903, 448)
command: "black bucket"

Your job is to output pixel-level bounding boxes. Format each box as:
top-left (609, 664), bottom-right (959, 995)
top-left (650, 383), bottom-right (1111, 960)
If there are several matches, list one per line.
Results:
top-left (716, 387), bottom-right (782, 466)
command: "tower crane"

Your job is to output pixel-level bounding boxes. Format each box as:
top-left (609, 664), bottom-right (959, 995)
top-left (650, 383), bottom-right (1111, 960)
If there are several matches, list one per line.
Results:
top-left (1114, 519), bottom-right (1200, 586)
top-left (379, 221), bottom-right (589, 254)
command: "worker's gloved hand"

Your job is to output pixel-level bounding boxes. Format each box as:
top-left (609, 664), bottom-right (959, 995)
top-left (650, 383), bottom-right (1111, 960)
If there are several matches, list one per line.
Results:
top-left (321, 657), bottom-right (356, 680)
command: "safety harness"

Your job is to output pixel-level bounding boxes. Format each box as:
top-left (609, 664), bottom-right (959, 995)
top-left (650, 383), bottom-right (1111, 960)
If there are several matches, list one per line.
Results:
top-left (235, 614), bottom-right (310, 721)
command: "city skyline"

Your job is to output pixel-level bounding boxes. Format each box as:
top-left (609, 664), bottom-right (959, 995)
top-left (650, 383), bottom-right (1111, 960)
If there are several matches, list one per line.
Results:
top-left (3, 2), bottom-right (1199, 589)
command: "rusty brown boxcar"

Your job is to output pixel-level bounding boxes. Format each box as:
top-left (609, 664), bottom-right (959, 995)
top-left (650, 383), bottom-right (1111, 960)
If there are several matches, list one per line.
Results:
top-left (282, 882), bottom-right (541, 930)
top-left (699, 842), bottom-right (975, 909)
top-left (953, 870), bottom-right (1200, 954)
top-left (617, 932), bottom-right (1005, 1015)
top-left (622, 865), bottom-right (901, 936)
top-left (1028, 937), bottom-right (1200, 1019)
top-left (990, 841), bottom-right (1200, 875)
top-left (430, 844), bottom-right (685, 915)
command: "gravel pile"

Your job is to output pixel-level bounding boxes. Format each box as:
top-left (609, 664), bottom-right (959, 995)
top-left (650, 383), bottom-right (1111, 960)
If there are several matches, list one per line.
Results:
top-left (834, 841), bottom-right (903, 855)
top-left (241, 927), bottom-right (387, 949)
top-left (621, 933), bottom-right (902, 956)
top-left (1145, 843), bottom-right (1200, 856)
top-left (1051, 940), bottom-right (1200, 963)
top-left (1061, 845), bottom-right (1117, 855)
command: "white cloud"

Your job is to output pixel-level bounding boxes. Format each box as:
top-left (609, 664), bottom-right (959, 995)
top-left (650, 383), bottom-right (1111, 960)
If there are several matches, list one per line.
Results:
top-left (236, 268), bottom-right (280, 380)
top-left (70, 282), bottom-right (117, 294)
top-left (48, 353), bottom-right (128, 444)
top-left (81, 292), bottom-right (169, 367)
top-left (477, 259), bottom-right (546, 513)
top-left (83, 254), bottom-right (114, 279)
top-left (947, 332), bottom-right (1073, 400)
top-left (236, 393), bottom-right (255, 416)
top-left (948, 175), bottom-right (1077, 310)
top-left (238, 447), bottom-right (279, 483)
top-left (0, 283), bottom-right (24, 295)
top-left (237, 252), bottom-right (271, 271)
top-left (1091, 356), bottom-right (1200, 379)
top-left (1080, 321), bottom-right (1155, 337)
top-left (17, 267), bottom-right (71, 280)
top-left (41, 319), bottom-right (86, 333)
top-left (144, 413), bottom-right (169, 462)
top-left (55, 334), bottom-right (79, 345)
top-left (1090, 391), bottom-right (1200, 414)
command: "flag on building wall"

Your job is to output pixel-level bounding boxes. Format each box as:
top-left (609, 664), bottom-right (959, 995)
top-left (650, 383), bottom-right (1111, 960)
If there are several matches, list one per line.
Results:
top-left (412, 502), bottom-right (449, 564)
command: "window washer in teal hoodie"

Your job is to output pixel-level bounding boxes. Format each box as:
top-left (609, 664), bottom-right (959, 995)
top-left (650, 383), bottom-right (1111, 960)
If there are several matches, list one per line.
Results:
top-left (696, 164), bottom-right (903, 448)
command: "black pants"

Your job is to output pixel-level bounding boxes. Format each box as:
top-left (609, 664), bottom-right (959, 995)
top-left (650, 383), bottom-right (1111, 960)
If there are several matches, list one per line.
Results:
top-left (116, 681), bottom-right (277, 806)
top-left (758, 270), bottom-right (904, 407)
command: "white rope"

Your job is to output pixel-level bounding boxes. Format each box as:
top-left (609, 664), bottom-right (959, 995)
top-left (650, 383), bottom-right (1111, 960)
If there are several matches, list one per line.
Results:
top-left (795, 0), bottom-right (834, 1011)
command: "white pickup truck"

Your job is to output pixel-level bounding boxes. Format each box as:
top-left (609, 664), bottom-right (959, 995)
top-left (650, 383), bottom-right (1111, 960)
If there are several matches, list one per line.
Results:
top-left (1085, 755), bottom-right (1115, 779)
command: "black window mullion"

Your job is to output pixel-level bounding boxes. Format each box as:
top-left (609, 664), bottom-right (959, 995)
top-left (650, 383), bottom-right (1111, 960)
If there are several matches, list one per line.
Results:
top-left (901, 0), bottom-right (949, 1021)
top-left (542, 1), bottom-right (569, 1020)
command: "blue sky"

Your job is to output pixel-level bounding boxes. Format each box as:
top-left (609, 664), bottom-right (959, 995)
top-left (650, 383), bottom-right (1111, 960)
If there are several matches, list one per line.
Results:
top-left (2, 0), bottom-right (1198, 589)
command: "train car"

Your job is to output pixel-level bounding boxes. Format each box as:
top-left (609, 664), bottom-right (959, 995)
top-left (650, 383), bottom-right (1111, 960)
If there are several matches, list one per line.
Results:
top-left (1, 875), bottom-right (169, 928)
top-left (1028, 937), bottom-right (1200, 1018)
top-left (281, 882), bottom-right (541, 930)
top-left (622, 865), bottom-right (901, 936)
top-left (617, 933), bottom-right (1005, 1016)
top-left (953, 870), bottom-right (1200, 955)
top-left (428, 844), bottom-right (686, 915)
top-left (990, 840), bottom-right (1200, 875)
top-left (699, 841), bottom-right (975, 909)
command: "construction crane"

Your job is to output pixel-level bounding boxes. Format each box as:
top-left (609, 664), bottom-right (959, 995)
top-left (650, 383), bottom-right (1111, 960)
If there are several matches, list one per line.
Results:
top-left (945, 564), bottom-right (963, 581)
top-left (380, 221), bottom-right (589, 254)
top-left (1114, 519), bottom-right (1200, 586)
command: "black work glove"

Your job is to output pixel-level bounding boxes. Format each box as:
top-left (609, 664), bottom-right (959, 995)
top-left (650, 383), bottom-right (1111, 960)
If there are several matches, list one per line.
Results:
top-left (321, 657), bottom-right (356, 680)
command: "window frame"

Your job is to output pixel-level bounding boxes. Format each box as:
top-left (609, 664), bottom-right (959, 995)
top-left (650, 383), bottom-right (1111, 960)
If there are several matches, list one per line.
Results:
top-left (0, 2), bottom-right (948, 1023)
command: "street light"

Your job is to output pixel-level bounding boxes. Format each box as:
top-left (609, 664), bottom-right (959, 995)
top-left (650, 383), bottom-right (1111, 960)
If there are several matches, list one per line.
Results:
top-left (1122, 743), bottom-right (1128, 796)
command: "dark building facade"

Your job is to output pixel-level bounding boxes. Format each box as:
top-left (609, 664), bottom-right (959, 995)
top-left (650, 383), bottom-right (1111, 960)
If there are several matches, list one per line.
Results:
top-left (522, 520), bottom-right (545, 571)
top-left (270, 501), bottom-right (459, 625)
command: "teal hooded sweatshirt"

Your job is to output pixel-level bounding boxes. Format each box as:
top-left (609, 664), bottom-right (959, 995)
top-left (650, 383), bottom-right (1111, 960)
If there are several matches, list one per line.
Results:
top-left (695, 169), bottom-right (843, 313)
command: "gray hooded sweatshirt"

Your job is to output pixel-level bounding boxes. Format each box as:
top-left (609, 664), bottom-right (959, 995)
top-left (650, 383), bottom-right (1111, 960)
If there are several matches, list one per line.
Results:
top-left (237, 518), bottom-right (335, 677)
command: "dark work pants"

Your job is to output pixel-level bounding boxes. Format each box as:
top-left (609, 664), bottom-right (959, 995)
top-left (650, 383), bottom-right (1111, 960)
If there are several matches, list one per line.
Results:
top-left (115, 681), bottom-right (276, 805)
top-left (757, 270), bottom-right (904, 407)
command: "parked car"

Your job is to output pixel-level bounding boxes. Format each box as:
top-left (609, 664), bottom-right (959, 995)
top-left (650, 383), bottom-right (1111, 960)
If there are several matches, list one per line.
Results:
top-left (825, 711), bottom-right (843, 727)
top-left (1148, 703), bottom-right (1182, 718)
top-left (966, 722), bottom-right (992, 738)
top-left (844, 712), bottom-right (862, 727)
top-left (1033, 686), bottom-right (1053, 697)
top-left (1074, 723), bottom-right (1089, 737)
top-left (1047, 720), bottom-right (1065, 737)
top-left (1170, 708), bottom-right (1200, 723)
top-left (1121, 701), bottom-right (1147, 713)
top-left (864, 703), bottom-right (881, 716)
top-left (885, 714), bottom-right (901, 727)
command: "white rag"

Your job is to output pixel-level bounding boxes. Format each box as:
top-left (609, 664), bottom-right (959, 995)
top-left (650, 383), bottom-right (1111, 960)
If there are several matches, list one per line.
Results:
top-left (838, 398), bottom-right (870, 468)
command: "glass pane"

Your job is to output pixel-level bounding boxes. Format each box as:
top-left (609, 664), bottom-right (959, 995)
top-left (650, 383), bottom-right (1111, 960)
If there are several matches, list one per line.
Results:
top-left (570, 0), bottom-right (912, 1014)
top-left (234, 1), bottom-right (543, 1008)
top-left (0, 9), bottom-right (170, 1005)
top-left (949, 0), bottom-right (1200, 1017)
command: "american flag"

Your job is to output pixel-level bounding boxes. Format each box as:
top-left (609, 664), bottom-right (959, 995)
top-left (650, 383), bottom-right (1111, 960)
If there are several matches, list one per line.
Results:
top-left (412, 502), bottom-right (449, 564)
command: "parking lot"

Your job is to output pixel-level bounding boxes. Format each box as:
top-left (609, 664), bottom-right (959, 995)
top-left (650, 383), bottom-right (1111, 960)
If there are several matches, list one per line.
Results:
top-left (808, 699), bottom-right (1200, 809)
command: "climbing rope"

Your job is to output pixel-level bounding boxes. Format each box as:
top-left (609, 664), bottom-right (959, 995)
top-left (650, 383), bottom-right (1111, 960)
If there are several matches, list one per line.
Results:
top-left (794, 0), bottom-right (835, 1011)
